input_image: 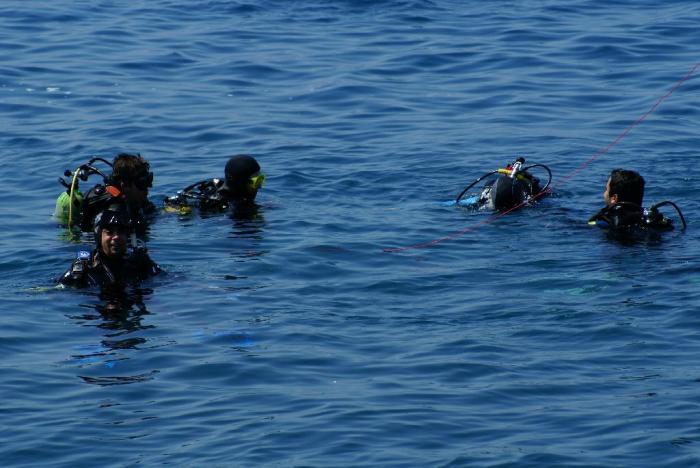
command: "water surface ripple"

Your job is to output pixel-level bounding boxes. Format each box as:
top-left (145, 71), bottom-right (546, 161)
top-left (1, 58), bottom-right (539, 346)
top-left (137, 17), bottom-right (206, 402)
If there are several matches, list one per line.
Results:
top-left (2, 1), bottom-right (700, 466)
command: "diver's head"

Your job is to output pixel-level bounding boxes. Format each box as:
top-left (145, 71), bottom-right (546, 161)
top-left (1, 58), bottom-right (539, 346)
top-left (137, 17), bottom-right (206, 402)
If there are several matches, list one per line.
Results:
top-left (223, 154), bottom-right (265, 202)
top-left (94, 204), bottom-right (131, 258)
top-left (604, 169), bottom-right (644, 207)
top-left (111, 153), bottom-right (153, 205)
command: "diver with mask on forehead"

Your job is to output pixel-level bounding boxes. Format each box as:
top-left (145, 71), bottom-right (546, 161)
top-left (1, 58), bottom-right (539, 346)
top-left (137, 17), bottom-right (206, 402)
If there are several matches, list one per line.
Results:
top-left (54, 153), bottom-right (156, 234)
top-left (56, 203), bottom-right (160, 289)
top-left (164, 154), bottom-right (265, 214)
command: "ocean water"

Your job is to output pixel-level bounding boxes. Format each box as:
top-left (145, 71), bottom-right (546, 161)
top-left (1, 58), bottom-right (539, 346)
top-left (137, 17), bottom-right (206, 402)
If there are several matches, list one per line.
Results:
top-left (2, 0), bottom-right (700, 466)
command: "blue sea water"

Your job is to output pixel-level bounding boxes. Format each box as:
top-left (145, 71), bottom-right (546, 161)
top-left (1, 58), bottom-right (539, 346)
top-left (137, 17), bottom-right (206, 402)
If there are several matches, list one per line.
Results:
top-left (2, 0), bottom-right (700, 465)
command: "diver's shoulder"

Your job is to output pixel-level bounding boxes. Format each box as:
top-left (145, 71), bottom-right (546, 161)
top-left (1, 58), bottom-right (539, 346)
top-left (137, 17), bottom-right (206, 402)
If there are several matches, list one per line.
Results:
top-left (589, 201), bottom-right (684, 233)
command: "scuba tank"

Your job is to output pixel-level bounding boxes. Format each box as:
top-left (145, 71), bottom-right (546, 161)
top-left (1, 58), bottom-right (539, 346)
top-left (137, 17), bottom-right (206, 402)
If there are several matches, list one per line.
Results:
top-left (53, 184), bottom-right (83, 225)
top-left (455, 157), bottom-right (552, 211)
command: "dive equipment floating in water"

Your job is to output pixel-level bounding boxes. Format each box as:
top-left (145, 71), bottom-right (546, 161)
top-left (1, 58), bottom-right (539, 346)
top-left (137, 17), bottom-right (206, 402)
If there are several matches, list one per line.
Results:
top-left (164, 178), bottom-right (229, 213)
top-left (164, 179), bottom-right (222, 212)
top-left (455, 157), bottom-right (552, 211)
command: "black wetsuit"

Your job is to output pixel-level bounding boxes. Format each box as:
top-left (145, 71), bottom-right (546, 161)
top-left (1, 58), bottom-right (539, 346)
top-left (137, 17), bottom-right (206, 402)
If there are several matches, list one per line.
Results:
top-left (57, 249), bottom-right (160, 289)
top-left (80, 184), bottom-right (156, 233)
top-left (588, 202), bottom-right (674, 235)
top-left (478, 173), bottom-right (541, 211)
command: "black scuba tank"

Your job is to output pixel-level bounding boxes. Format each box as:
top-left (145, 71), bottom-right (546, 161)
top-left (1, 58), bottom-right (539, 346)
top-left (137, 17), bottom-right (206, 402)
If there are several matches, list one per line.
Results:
top-left (488, 175), bottom-right (527, 211)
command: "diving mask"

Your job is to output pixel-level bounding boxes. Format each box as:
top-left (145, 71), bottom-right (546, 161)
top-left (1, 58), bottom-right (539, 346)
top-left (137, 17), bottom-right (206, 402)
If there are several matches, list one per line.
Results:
top-left (249, 173), bottom-right (266, 190)
top-left (134, 172), bottom-right (154, 191)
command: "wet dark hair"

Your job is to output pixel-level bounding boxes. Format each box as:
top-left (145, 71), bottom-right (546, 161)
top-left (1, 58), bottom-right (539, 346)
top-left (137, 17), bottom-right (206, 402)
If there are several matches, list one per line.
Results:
top-left (112, 153), bottom-right (151, 188)
top-left (609, 168), bottom-right (645, 206)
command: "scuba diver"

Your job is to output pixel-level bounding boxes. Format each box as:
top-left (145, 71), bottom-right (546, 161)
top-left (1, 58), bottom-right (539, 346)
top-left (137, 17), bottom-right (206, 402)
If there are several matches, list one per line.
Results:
top-left (56, 203), bottom-right (161, 289)
top-left (588, 168), bottom-right (686, 234)
top-left (164, 154), bottom-right (265, 214)
top-left (54, 153), bottom-right (155, 234)
top-left (454, 157), bottom-right (552, 211)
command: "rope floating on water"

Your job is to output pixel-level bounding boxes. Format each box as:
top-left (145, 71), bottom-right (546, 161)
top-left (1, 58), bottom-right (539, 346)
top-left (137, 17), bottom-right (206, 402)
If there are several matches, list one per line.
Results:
top-left (383, 61), bottom-right (700, 253)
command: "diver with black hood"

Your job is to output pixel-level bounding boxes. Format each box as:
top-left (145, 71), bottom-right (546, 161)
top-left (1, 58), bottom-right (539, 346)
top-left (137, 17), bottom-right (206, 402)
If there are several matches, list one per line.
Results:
top-left (164, 154), bottom-right (265, 213)
top-left (588, 168), bottom-right (686, 235)
top-left (57, 203), bottom-right (160, 289)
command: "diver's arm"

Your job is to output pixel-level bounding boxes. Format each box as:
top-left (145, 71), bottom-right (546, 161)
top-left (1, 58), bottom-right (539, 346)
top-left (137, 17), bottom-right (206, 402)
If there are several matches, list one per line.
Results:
top-left (56, 260), bottom-right (89, 288)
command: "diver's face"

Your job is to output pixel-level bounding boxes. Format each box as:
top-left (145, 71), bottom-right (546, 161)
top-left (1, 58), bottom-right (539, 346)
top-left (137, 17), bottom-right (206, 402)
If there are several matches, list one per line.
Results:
top-left (227, 183), bottom-right (257, 202)
top-left (242, 186), bottom-right (258, 202)
top-left (122, 182), bottom-right (149, 205)
top-left (603, 177), bottom-right (617, 206)
top-left (100, 226), bottom-right (128, 258)
top-left (121, 170), bottom-right (152, 205)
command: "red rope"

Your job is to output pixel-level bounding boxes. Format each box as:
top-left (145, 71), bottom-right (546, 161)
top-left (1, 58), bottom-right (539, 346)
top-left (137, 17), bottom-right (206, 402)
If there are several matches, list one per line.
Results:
top-left (384, 61), bottom-right (700, 253)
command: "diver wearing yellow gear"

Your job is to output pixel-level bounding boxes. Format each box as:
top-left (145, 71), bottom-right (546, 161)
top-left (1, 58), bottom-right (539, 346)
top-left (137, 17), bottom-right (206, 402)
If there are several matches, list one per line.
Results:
top-left (165, 154), bottom-right (265, 213)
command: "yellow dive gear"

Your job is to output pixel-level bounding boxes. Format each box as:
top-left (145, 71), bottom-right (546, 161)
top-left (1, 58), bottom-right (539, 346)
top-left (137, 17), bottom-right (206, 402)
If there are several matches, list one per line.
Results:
top-left (54, 190), bottom-right (83, 225)
top-left (249, 173), bottom-right (266, 190)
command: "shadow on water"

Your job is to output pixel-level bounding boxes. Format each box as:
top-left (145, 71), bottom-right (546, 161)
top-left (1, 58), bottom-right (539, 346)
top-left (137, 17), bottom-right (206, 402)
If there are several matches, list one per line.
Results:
top-left (226, 204), bottom-right (267, 284)
top-left (597, 224), bottom-right (684, 249)
top-left (228, 202), bottom-right (266, 238)
top-left (171, 199), bottom-right (267, 237)
top-left (67, 286), bottom-right (159, 386)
